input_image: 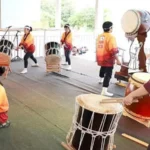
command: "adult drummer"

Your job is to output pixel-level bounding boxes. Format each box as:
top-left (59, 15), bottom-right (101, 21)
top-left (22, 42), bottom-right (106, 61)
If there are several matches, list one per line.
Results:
top-left (123, 80), bottom-right (150, 105)
top-left (16, 25), bottom-right (39, 74)
top-left (61, 24), bottom-right (73, 70)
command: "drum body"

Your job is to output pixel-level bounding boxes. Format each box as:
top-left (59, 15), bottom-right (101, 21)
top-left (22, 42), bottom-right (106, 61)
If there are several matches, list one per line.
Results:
top-left (125, 72), bottom-right (150, 119)
top-left (67, 94), bottom-right (123, 150)
top-left (0, 39), bottom-right (14, 55)
top-left (121, 10), bottom-right (150, 35)
top-left (45, 42), bottom-right (61, 73)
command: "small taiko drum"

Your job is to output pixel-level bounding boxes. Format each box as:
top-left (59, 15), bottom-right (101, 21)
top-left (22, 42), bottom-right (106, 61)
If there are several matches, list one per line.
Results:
top-left (125, 72), bottom-right (150, 119)
top-left (121, 9), bottom-right (150, 35)
top-left (66, 94), bottom-right (123, 150)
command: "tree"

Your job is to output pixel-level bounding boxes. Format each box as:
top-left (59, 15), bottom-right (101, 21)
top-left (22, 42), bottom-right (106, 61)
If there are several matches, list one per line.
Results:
top-left (61, 0), bottom-right (75, 26)
top-left (69, 7), bottom-right (95, 31)
top-left (104, 9), bottom-right (112, 22)
top-left (40, 0), bottom-right (55, 27)
top-left (40, 0), bottom-right (75, 28)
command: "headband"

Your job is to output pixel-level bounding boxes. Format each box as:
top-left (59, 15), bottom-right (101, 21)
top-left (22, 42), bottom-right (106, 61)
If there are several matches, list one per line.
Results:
top-left (104, 25), bottom-right (113, 30)
top-left (25, 26), bottom-right (31, 30)
top-left (64, 24), bottom-right (70, 28)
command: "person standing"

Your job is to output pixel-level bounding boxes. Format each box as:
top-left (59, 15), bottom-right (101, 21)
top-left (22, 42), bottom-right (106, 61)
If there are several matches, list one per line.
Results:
top-left (96, 21), bottom-right (121, 97)
top-left (61, 24), bottom-right (73, 70)
top-left (16, 25), bottom-right (39, 74)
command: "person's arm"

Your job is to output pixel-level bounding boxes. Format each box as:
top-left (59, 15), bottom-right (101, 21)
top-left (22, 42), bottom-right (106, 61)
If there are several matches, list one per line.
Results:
top-left (96, 36), bottom-right (99, 62)
top-left (60, 33), bottom-right (65, 46)
top-left (64, 33), bottom-right (72, 49)
top-left (115, 55), bottom-right (121, 65)
top-left (23, 34), bottom-right (34, 49)
top-left (143, 80), bottom-right (150, 93)
top-left (16, 36), bottom-right (24, 50)
top-left (123, 80), bottom-right (150, 105)
top-left (108, 36), bottom-right (121, 65)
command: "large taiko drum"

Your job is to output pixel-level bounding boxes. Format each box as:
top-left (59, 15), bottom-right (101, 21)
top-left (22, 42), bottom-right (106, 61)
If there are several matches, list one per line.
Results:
top-left (125, 72), bottom-right (150, 119)
top-left (45, 42), bottom-right (61, 73)
top-left (121, 10), bottom-right (150, 35)
top-left (0, 39), bottom-right (14, 55)
top-left (67, 94), bottom-right (123, 150)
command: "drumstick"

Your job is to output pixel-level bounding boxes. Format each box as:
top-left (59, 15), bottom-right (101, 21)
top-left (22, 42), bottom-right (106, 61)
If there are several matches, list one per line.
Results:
top-left (122, 133), bottom-right (149, 147)
top-left (101, 98), bottom-right (123, 103)
top-left (101, 98), bottom-right (139, 104)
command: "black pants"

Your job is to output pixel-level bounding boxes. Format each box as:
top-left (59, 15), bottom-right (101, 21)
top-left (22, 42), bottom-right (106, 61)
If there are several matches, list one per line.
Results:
top-left (24, 52), bottom-right (37, 68)
top-left (65, 50), bottom-right (71, 65)
top-left (99, 66), bottom-right (113, 87)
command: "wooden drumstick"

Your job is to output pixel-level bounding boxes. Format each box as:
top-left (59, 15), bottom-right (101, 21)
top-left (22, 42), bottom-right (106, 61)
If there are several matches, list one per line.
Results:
top-left (61, 142), bottom-right (75, 150)
top-left (101, 98), bottom-right (139, 104)
top-left (122, 133), bottom-right (149, 148)
top-left (101, 98), bottom-right (123, 103)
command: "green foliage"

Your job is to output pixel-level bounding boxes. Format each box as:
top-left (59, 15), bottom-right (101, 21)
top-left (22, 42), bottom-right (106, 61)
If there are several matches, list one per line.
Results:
top-left (41, 0), bottom-right (75, 27)
top-left (69, 8), bottom-right (95, 30)
top-left (41, 0), bottom-right (55, 27)
top-left (40, 0), bottom-right (96, 30)
top-left (61, 0), bottom-right (75, 26)
top-left (104, 9), bottom-right (112, 22)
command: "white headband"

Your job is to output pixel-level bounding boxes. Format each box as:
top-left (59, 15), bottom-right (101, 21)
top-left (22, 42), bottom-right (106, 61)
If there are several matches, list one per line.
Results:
top-left (25, 26), bottom-right (31, 30)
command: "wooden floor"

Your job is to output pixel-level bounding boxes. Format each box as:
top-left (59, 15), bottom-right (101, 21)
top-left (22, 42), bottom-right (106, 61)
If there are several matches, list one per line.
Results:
top-left (0, 56), bottom-right (149, 150)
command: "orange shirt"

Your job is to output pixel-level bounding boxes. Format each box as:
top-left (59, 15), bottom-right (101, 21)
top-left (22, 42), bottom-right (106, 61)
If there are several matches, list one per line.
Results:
top-left (96, 32), bottom-right (118, 66)
top-left (19, 33), bottom-right (35, 53)
top-left (61, 32), bottom-right (73, 50)
top-left (0, 85), bottom-right (9, 113)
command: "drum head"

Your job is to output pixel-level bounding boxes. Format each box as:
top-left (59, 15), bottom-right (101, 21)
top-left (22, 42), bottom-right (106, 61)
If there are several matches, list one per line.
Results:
top-left (121, 10), bottom-right (141, 34)
top-left (132, 72), bottom-right (150, 84)
top-left (76, 94), bottom-right (123, 114)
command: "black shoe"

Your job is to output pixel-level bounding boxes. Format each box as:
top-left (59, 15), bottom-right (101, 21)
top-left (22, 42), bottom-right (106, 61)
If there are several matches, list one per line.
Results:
top-left (0, 121), bottom-right (10, 129)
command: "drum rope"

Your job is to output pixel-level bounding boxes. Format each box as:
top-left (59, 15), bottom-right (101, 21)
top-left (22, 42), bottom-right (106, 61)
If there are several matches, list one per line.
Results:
top-left (67, 102), bottom-right (123, 150)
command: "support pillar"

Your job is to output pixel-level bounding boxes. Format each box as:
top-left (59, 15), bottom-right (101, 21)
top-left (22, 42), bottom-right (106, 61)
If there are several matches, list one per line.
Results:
top-left (55, 0), bottom-right (61, 28)
top-left (0, 0), bottom-right (1, 28)
top-left (94, 0), bottom-right (104, 38)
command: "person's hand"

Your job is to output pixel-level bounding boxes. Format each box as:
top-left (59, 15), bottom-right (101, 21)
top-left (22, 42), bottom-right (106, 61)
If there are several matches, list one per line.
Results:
top-left (64, 44), bottom-right (68, 48)
top-left (123, 94), bottom-right (139, 105)
top-left (15, 46), bottom-right (20, 51)
top-left (116, 60), bottom-right (121, 65)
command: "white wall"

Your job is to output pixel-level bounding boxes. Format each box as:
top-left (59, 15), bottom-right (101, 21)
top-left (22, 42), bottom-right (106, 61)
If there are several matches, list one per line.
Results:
top-left (1, 0), bottom-right (41, 28)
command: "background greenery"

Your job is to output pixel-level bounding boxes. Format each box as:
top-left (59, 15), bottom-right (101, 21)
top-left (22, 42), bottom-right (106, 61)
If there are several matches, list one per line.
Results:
top-left (37, 0), bottom-right (111, 31)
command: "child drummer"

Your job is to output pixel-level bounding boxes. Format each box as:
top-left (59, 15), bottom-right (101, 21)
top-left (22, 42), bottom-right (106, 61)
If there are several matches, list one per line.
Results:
top-left (96, 21), bottom-right (121, 97)
top-left (0, 82), bottom-right (10, 128)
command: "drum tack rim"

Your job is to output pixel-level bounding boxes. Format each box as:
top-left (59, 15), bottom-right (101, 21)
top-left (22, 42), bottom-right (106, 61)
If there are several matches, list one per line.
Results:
top-left (76, 94), bottom-right (123, 115)
top-left (124, 107), bottom-right (150, 120)
top-left (129, 72), bottom-right (150, 88)
top-left (131, 10), bottom-right (141, 34)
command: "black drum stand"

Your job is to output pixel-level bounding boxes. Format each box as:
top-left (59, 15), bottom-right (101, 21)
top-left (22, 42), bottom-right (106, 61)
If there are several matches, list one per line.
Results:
top-left (11, 30), bottom-right (22, 62)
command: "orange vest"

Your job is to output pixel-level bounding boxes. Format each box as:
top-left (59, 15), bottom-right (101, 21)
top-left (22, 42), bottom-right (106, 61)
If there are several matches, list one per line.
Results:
top-left (0, 85), bottom-right (9, 113)
top-left (19, 33), bottom-right (35, 53)
top-left (96, 32), bottom-right (118, 66)
top-left (61, 31), bottom-right (73, 50)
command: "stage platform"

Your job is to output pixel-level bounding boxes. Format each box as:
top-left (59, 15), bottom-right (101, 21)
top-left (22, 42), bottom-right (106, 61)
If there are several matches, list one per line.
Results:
top-left (0, 56), bottom-right (149, 150)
